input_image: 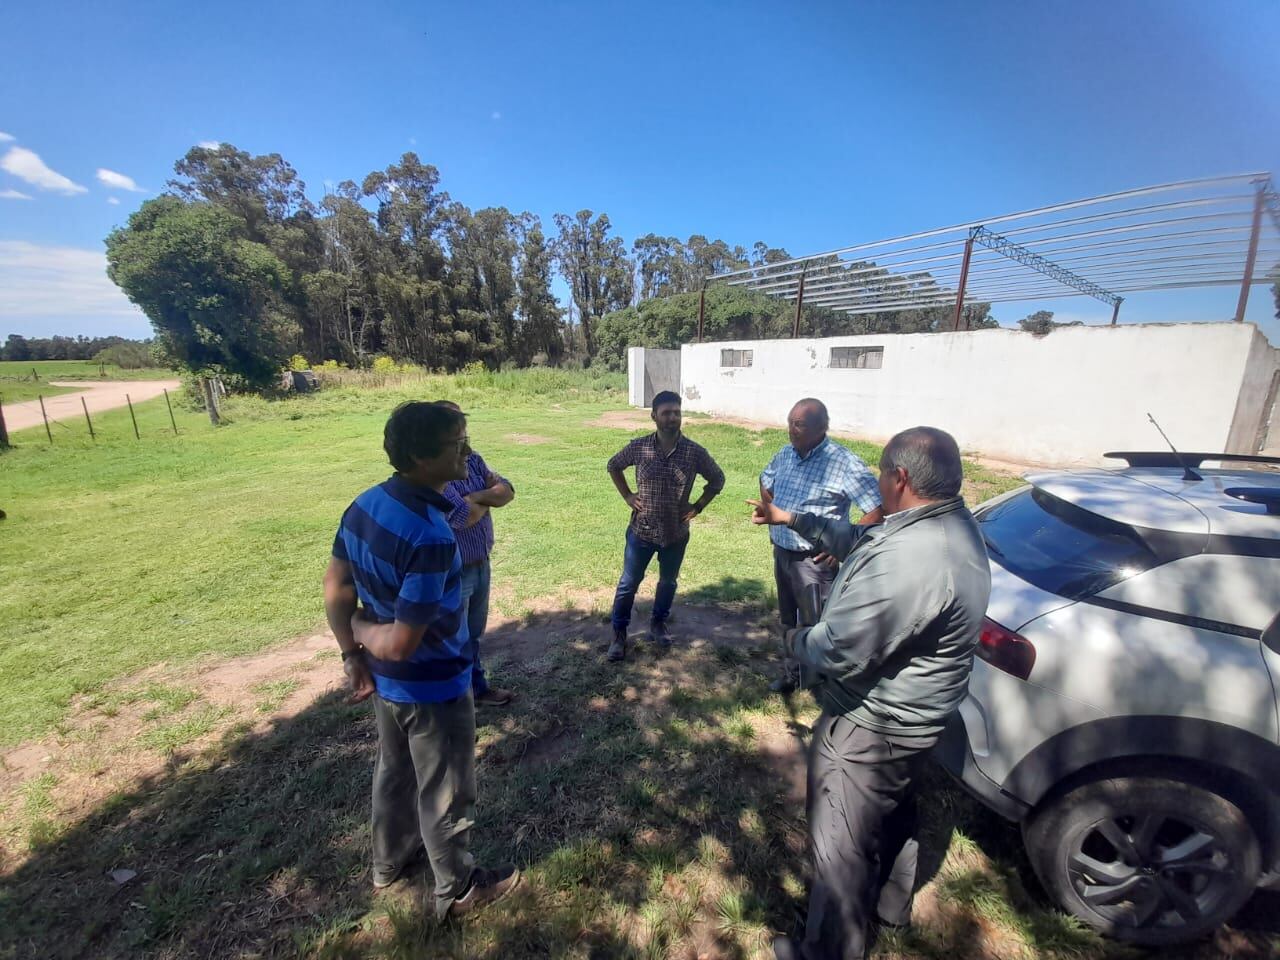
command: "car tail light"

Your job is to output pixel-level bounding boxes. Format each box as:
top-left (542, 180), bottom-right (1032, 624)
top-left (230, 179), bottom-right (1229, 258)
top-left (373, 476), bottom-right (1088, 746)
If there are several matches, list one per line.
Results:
top-left (977, 617), bottom-right (1036, 680)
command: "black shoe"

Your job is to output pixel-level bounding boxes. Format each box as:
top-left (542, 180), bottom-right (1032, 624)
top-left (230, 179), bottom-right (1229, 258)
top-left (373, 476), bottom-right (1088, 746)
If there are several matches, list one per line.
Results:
top-left (447, 863), bottom-right (520, 917)
top-left (769, 674), bottom-right (797, 694)
top-left (648, 620), bottom-right (671, 648)
top-left (607, 628), bottom-right (626, 661)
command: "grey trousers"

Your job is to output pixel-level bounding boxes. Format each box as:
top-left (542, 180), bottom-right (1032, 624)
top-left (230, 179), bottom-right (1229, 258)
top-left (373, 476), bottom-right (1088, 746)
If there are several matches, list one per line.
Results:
top-left (802, 714), bottom-right (933, 960)
top-left (773, 545), bottom-right (838, 630)
top-left (372, 693), bottom-right (477, 917)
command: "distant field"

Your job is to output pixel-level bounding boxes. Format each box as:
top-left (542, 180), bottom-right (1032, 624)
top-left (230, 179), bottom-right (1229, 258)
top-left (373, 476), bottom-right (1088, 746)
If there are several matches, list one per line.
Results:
top-left (0, 360), bottom-right (176, 404)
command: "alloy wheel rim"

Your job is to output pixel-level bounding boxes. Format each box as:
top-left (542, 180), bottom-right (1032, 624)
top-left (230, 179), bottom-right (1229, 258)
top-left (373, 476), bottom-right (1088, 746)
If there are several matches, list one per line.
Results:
top-left (1067, 810), bottom-right (1234, 930)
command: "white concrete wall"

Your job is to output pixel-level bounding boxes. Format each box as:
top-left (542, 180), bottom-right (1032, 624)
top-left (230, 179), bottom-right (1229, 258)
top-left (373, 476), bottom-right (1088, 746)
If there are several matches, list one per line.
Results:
top-left (680, 323), bottom-right (1270, 465)
top-left (1226, 329), bottom-right (1280, 455)
top-left (628, 347), bottom-right (681, 408)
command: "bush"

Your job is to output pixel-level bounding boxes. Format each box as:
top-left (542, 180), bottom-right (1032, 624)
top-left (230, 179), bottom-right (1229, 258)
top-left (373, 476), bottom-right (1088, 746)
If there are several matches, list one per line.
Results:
top-left (287, 354), bottom-right (311, 372)
top-left (94, 342), bottom-right (155, 369)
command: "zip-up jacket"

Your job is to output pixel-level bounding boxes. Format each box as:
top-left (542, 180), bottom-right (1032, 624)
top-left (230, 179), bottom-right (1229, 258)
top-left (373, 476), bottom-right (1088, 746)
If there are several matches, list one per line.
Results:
top-left (789, 496), bottom-right (992, 739)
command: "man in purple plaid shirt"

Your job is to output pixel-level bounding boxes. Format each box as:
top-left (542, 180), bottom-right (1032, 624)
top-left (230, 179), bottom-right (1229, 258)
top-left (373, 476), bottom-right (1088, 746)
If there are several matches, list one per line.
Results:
top-left (437, 401), bottom-right (517, 706)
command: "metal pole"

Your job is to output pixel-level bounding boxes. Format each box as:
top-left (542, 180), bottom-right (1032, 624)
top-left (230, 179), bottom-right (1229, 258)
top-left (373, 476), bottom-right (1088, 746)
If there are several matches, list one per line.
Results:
top-left (952, 231), bottom-right (976, 331)
top-left (81, 396), bottom-right (96, 440)
top-left (1110, 299), bottom-right (1122, 326)
top-left (126, 393), bottom-right (140, 439)
top-left (792, 266), bottom-right (807, 338)
top-left (164, 388), bottom-right (179, 435)
top-left (38, 396), bottom-right (52, 442)
top-left (696, 283), bottom-right (706, 342)
top-left (0, 395), bottom-right (9, 449)
top-left (1233, 185), bottom-right (1265, 323)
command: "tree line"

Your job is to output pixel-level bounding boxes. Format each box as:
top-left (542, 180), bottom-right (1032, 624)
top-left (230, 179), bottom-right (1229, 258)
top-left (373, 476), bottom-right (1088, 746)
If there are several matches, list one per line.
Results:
top-left (0, 334), bottom-right (154, 366)
top-left (103, 144), bottom-right (997, 388)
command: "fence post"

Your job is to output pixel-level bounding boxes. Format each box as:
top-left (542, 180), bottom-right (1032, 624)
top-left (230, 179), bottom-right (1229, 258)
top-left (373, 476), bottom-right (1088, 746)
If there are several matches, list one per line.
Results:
top-left (0, 394), bottom-right (10, 449)
top-left (81, 396), bottom-right (96, 440)
top-left (163, 388), bottom-right (179, 435)
top-left (201, 378), bottom-right (221, 426)
top-left (126, 393), bottom-right (140, 439)
top-left (38, 396), bottom-right (53, 442)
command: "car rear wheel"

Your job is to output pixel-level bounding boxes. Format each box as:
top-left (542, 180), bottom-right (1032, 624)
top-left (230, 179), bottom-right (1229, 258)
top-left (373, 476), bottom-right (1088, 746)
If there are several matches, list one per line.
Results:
top-left (1023, 776), bottom-right (1260, 946)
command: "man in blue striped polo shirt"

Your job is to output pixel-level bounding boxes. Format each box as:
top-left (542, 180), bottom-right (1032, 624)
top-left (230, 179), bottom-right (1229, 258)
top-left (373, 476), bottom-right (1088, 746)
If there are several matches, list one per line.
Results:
top-left (760, 398), bottom-right (883, 694)
top-left (323, 401), bottom-right (518, 919)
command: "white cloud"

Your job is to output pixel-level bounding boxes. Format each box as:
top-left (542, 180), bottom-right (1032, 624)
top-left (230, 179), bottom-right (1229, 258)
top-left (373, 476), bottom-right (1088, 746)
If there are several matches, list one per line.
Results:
top-left (0, 146), bottom-right (87, 195)
top-left (96, 168), bottom-right (145, 192)
top-left (106, 196), bottom-right (120, 205)
top-left (197, 140), bottom-right (221, 149)
top-left (0, 131), bottom-right (14, 143)
top-left (0, 241), bottom-right (146, 325)
top-left (0, 188), bottom-right (31, 200)
top-left (491, 111), bottom-right (502, 121)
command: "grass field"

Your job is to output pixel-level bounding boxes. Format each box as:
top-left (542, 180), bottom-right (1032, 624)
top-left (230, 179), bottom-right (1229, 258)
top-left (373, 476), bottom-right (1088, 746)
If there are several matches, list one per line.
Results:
top-left (0, 359), bottom-right (175, 404)
top-left (1, 369), bottom-right (1274, 959)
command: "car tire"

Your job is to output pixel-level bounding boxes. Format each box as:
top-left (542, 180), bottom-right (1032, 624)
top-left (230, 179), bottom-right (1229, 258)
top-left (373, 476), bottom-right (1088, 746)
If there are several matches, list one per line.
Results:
top-left (1023, 775), bottom-right (1260, 947)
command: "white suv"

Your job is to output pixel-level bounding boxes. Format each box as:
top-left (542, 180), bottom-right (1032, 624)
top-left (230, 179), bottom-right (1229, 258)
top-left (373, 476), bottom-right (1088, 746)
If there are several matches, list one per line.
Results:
top-left (935, 452), bottom-right (1280, 947)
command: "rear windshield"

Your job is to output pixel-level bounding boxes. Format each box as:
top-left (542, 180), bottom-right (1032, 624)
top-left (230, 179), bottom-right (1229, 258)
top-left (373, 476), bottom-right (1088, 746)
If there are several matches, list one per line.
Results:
top-left (976, 487), bottom-right (1158, 600)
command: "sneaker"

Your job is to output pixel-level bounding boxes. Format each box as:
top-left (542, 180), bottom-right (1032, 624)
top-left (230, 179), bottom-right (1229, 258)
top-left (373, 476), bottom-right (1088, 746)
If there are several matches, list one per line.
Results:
top-left (648, 620), bottom-right (671, 648)
top-left (475, 687), bottom-right (515, 706)
top-left (446, 863), bottom-right (521, 917)
top-left (607, 628), bottom-right (627, 662)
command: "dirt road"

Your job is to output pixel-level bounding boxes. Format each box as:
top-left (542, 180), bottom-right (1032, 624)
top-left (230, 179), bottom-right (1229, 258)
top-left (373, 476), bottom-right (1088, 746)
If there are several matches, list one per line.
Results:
top-left (2, 379), bottom-right (182, 433)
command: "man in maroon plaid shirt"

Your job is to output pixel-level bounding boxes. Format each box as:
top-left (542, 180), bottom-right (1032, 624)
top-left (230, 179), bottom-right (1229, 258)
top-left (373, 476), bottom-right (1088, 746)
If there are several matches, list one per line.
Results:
top-left (605, 390), bottom-right (725, 661)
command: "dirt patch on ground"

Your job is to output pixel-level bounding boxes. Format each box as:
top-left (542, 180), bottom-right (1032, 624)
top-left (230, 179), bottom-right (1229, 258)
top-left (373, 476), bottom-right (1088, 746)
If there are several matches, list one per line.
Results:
top-left (585, 409), bottom-right (653, 430)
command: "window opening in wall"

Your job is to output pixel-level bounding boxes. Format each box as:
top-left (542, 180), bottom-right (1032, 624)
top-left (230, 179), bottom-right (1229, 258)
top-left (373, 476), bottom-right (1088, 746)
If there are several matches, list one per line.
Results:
top-left (721, 349), bottom-right (753, 368)
top-left (830, 346), bottom-right (883, 369)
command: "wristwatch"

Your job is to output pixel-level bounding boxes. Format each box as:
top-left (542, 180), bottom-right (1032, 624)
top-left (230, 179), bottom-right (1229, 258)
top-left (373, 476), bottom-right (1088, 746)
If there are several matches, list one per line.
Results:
top-left (341, 646), bottom-right (364, 662)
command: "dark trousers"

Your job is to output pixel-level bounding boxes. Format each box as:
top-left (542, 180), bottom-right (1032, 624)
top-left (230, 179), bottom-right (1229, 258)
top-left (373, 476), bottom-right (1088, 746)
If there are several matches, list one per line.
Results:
top-left (803, 714), bottom-right (933, 960)
top-left (459, 558), bottom-right (491, 694)
top-left (371, 694), bottom-right (477, 918)
top-left (774, 545), bottom-right (838, 629)
top-left (611, 529), bottom-right (689, 630)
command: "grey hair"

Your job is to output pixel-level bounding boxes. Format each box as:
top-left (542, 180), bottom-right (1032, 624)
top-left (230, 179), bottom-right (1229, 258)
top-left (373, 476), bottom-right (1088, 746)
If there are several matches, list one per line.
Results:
top-left (880, 427), bottom-right (963, 499)
top-left (793, 398), bottom-right (829, 428)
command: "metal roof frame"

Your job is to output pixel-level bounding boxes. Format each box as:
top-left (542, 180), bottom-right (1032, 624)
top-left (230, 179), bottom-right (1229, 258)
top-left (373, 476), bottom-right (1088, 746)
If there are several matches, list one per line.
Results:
top-left (703, 173), bottom-right (1280, 337)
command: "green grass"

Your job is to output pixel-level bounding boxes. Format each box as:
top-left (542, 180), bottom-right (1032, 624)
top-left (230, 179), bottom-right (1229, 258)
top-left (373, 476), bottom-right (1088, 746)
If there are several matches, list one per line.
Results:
top-left (0, 359), bottom-right (174, 381)
top-left (0, 368), bottom-right (1021, 745)
top-left (2, 370), bottom-right (1273, 959)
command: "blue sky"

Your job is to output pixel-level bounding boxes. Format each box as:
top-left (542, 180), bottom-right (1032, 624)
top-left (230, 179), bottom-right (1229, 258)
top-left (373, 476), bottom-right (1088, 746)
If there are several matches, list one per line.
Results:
top-left (1, 0), bottom-right (1278, 341)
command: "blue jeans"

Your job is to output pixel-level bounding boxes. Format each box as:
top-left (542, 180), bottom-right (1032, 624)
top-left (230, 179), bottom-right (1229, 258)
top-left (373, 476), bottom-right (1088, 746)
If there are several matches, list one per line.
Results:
top-left (610, 529), bottom-right (689, 630)
top-left (459, 559), bottom-right (491, 694)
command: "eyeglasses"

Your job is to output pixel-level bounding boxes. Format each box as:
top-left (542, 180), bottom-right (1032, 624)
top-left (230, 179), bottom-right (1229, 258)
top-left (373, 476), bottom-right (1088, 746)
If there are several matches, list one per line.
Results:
top-left (452, 434), bottom-right (471, 452)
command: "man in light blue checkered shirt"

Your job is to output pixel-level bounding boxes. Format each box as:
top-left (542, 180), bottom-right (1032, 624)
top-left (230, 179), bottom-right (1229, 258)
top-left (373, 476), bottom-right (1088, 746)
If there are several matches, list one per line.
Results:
top-left (760, 398), bottom-right (883, 693)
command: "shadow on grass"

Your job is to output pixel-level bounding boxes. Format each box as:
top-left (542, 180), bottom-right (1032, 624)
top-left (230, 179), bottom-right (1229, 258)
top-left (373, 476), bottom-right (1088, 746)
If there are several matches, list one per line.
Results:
top-left (4, 597), bottom-right (1276, 960)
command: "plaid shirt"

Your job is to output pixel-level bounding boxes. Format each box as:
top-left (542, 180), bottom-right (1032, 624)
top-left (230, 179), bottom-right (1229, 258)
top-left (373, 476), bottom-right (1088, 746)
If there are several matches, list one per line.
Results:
top-left (760, 437), bottom-right (881, 551)
top-left (608, 432), bottom-right (725, 547)
top-left (441, 452), bottom-right (512, 565)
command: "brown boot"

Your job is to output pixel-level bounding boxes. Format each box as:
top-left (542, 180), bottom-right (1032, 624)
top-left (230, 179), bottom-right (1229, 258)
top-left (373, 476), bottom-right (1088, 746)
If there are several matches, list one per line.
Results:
top-left (607, 628), bottom-right (626, 662)
top-left (446, 864), bottom-right (521, 917)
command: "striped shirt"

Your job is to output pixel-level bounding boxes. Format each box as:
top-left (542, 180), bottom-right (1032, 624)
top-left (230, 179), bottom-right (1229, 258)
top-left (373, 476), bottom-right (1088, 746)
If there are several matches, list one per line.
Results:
top-left (441, 452), bottom-right (512, 566)
top-left (607, 432), bottom-right (725, 547)
top-left (332, 475), bottom-right (471, 703)
top-left (760, 437), bottom-right (881, 552)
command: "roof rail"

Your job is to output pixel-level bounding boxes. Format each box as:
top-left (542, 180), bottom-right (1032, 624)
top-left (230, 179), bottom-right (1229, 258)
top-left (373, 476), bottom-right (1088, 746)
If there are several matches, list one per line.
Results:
top-left (1105, 451), bottom-right (1280, 468)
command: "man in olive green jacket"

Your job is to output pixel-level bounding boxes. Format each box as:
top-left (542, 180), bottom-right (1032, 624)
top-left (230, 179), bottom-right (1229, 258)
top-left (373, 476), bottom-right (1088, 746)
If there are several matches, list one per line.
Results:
top-left (750, 426), bottom-right (991, 960)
